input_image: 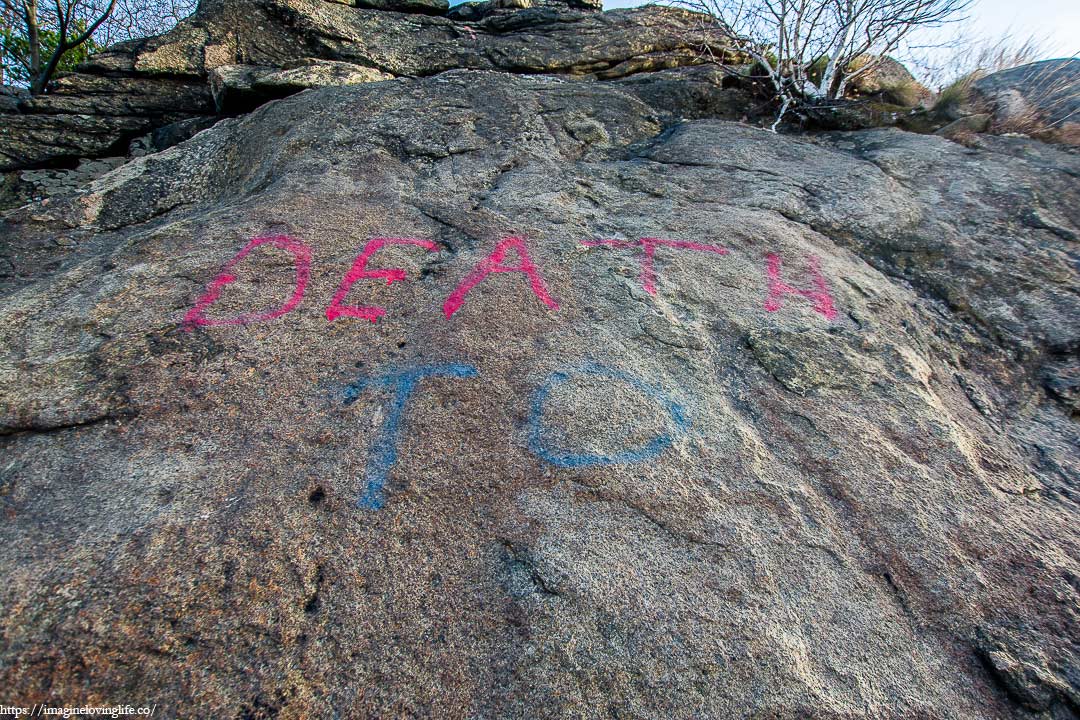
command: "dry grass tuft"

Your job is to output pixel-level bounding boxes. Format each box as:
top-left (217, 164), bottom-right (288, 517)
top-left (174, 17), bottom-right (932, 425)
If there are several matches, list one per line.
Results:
top-left (927, 33), bottom-right (1051, 114)
top-left (932, 70), bottom-right (983, 113)
top-left (888, 76), bottom-right (930, 107)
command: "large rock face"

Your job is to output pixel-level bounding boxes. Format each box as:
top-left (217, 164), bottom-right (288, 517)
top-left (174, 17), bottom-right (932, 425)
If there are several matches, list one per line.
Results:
top-left (971, 58), bottom-right (1080, 144)
top-left (0, 0), bottom-right (730, 172)
top-left (1, 6), bottom-right (1079, 720)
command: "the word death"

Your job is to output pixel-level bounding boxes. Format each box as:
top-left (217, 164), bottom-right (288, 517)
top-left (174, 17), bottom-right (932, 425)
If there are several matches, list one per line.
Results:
top-left (183, 234), bottom-right (839, 329)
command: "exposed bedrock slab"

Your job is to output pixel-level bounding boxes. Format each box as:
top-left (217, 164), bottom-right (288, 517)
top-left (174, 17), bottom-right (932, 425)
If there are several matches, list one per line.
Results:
top-left (0, 71), bottom-right (1077, 718)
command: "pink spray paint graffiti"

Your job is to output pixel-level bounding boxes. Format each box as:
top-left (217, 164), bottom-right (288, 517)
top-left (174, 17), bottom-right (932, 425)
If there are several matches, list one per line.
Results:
top-left (183, 235), bottom-right (312, 329)
top-left (442, 236), bottom-right (560, 319)
top-left (582, 237), bottom-right (729, 295)
top-left (326, 238), bottom-right (439, 323)
top-left (763, 252), bottom-right (838, 321)
top-left (183, 234), bottom-right (841, 329)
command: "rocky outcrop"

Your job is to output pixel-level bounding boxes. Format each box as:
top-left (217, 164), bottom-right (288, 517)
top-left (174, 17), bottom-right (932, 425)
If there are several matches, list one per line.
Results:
top-left (970, 58), bottom-right (1080, 143)
top-left (209, 60), bottom-right (395, 113)
top-left (352, 0), bottom-right (451, 14)
top-left (0, 73), bottom-right (214, 170)
top-left (846, 56), bottom-right (930, 106)
top-left (2, 59), bottom-right (1079, 717)
top-left (1, 2), bottom-right (1078, 718)
top-left (0, 0), bottom-right (730, 173)
top-left (922, 59), bottom-right (1080, 146)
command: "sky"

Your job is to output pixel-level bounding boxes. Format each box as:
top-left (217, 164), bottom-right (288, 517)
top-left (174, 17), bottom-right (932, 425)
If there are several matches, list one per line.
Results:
top-left (960, 0), bottom-right (1079, 59)
top-left (603, 0), bottom-right (1079, 63)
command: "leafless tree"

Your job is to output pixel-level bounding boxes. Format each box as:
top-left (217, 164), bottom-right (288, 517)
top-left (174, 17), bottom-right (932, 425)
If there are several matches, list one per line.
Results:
top-left (1, 0), bottom-right (194, 93)
top-left (94, 0), bottom-right (194, 47)
top-left (2, 0), bottom-right (115, 92)
top-left (680, 0), bottom-right (971, 129)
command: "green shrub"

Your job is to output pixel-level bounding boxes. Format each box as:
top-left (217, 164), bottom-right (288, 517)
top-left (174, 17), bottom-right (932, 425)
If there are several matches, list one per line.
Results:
top-left (1, 20), bottom-right (100, 88)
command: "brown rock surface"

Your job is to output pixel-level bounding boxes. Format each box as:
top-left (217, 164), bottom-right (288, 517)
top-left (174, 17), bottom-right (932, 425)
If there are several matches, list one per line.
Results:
top-left (0, 7), bottom-right (1078, 720)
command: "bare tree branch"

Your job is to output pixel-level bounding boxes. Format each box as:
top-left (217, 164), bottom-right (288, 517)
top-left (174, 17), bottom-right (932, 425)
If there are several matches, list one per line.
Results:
top-left (676, 0), bottom-right (970, 129)
top-left (4, 0), bottom-right (193, 93)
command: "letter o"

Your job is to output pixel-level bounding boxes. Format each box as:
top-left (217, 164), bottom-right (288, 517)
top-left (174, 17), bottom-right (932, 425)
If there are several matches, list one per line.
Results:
top-left (526, 363), bottom-right (690, 468)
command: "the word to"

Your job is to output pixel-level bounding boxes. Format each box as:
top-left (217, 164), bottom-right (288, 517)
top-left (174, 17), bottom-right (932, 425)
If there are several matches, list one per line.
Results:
top-left (345, 362), bottom-right (690, 510)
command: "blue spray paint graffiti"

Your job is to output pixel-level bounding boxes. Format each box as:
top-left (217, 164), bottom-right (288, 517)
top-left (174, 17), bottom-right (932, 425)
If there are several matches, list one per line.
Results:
top-left (343, 363), bottom-right (479, 509)
top-left (526, 362), bottom-right (690, 468)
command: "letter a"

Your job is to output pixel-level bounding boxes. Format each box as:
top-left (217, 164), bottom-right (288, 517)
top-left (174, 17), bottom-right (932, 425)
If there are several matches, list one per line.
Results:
top-left (183, 235), bottom-right (311, 329)
top-left (442, 236), bottom-right (560, 319)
